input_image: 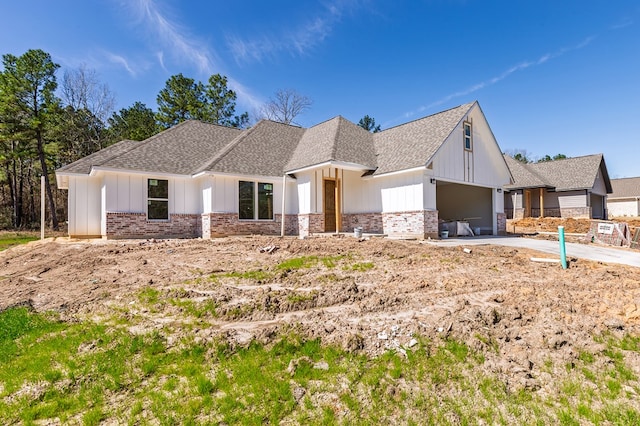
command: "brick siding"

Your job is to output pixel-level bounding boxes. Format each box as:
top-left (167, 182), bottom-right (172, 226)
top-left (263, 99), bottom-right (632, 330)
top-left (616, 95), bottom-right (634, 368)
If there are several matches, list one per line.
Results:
top-left (202, 213), bottom-right (298, 237)
top-left (298, 213), bottom-right (324, 237)
top-left (381, 210), bottom-right (439, 239)
top-left (497, 212), bottom-right (507, 235)
top-left (106, 212), bottom-right (200, 239)
top-left (341, 213), bottom-right (383, 234)
top-left (559, 207), bottom-right (591, 219)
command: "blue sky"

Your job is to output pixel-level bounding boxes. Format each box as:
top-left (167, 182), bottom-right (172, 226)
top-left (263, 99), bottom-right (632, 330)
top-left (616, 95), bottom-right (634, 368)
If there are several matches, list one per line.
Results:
top-left (2, 0), bottom-right (639, 177)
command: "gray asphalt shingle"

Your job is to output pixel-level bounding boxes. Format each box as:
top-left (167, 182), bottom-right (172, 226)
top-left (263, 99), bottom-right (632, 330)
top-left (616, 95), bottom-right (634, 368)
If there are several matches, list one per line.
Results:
top-left (373, 102), bottom-right (475, 175)
top-left (57, 102), bottom-right (480, 179)
top-left (505, 154), bottom-right (611, 192)
top-left (610, 177), bottom-right (640, 199)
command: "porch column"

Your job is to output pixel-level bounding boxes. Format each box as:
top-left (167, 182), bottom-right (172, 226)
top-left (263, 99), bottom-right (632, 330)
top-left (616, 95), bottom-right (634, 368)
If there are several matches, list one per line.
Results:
top-left (280, 174), bottom-right (287, 237)
top-left (539, 188), bottom-right (544, 218)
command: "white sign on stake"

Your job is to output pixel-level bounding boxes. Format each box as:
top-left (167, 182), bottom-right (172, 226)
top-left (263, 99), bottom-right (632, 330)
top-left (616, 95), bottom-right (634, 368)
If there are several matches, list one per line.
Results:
top-left (597, 223), bottom-right (615, 235)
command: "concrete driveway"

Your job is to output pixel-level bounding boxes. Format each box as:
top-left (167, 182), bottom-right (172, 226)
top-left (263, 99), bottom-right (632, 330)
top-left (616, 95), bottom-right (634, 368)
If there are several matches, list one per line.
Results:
top-left (426, 236), bottom-right (640, 268)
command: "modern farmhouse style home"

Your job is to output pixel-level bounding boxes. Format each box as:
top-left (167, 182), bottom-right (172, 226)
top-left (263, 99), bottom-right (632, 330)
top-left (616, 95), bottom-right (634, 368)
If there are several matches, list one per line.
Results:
top-left (56, 101), bottom-right (512, 239)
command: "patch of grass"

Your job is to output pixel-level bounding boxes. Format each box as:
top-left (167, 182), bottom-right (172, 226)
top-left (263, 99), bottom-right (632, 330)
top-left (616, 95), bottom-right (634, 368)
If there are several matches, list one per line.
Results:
top-left (277, 255), bottom-right (345, 271)
top-left (0, 233), bottom-right (38, 251)
top-left (170, 298), bottom-right (218, 318)
top-left (286, 291), bottom-right (317, 305)
top-left (344, 261), bottom-right (374, 272)
top-left (220, 270), bottom-right (272, 281)
top-left (137, 286), bottom-right (161, 305)
top-left (2, 308), bottom-right (640, 425)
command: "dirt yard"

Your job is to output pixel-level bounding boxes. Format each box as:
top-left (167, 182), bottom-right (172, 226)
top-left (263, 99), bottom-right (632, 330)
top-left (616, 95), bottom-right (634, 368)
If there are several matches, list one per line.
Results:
top-left (2, 235), bottom-right (640, 392)
top-left (509, 217), bottom-right (640, 235)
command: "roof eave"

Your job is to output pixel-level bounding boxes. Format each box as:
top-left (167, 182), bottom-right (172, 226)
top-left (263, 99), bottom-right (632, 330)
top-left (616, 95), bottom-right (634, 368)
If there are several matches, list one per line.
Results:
top-left (285, 160), bottom-right (376, 174)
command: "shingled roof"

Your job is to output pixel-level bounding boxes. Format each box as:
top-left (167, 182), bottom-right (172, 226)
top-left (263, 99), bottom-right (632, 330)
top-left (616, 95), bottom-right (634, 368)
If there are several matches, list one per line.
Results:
top-left (201, 120), bottom-right (305, 176)
top-left (56, 139), bottom-right (143, 174)
top-left (284, 116), bottom-right (376, 172)
top-left (57, 102), bottom-right (486, 179)
top-left (505, 154), bottom-right (612, 193)
top-left (609, 177), bottom-right (640, 199)
top-left (373, 102), bottom-right (475, 175)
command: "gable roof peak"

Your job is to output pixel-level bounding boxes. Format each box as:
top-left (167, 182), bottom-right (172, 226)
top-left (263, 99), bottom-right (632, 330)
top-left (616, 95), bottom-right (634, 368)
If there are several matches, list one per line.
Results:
top-left (379, 101), bottom-right (476, 133)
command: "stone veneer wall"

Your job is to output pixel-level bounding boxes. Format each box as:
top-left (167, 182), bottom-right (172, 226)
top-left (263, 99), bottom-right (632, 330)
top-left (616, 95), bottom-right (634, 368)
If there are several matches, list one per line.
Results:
top-left (298, 213), bottom-right (324, 237)
top-left (560, 207), bottom-right (591, 219)
top-left (341, 213), bottom-right (384, 234)
top-left (382, 210), bottom-right (439, 239)
top-left (497, 212), bottom-right (507, 235)
top-left (201, 213), bottom-right (298, 238)
top-left (106, 212), bottom-right (200, 239)
top-left (512, 208), bottom-right (525, 220)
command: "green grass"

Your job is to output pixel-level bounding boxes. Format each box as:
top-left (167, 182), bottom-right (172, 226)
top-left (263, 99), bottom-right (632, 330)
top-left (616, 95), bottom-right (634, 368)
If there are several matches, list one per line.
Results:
top-left (0, 232), bottom-right (38, 251)
top-left (277, 255), bottom-right (345, 271)
top-left (1, 307), bottom-right (640, 424)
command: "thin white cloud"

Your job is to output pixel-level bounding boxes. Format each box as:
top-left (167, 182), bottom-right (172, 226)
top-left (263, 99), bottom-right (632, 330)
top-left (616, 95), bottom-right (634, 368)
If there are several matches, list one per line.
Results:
top-left (611, 18), bottom-right (633, 30)
top-left (122, 0), bottom-right (262, 109)
top-left (104, 51), bottom-right (137, 76)
top-left (227, 0), bottom-right (362, 64)
top-left (391, 35), bottom-right (597, 124)
top-left (129, 0), bottom-right (216, 74)
top-left (156, 51), bottom-right (168, 72)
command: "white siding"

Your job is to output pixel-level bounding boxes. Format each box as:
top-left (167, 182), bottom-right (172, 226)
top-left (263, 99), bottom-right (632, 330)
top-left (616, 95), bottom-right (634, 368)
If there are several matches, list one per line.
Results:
top-left (607, 199), bottom-right (640, 217)
top-left (68, 175), bottom-right (102, 236)
top-left (558, 191), bottom-right (587, 208)
top-left (209, 175), bottom-right (296, 215)
top-left (431, 105), bottom-right (511, 188)
top-left (379, 171), bottom-right (423, 213)
top-left (296, 174), bottom-right (312, 214)
top-left (104, 172), bottom-right (200, 215)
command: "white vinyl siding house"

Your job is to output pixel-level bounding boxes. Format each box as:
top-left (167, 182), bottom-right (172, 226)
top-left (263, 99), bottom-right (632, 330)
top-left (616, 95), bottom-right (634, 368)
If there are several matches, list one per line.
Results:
top-left (57, 101), bottom-right (512, 239)
top-left (607, 177), bottom-right (640, 218)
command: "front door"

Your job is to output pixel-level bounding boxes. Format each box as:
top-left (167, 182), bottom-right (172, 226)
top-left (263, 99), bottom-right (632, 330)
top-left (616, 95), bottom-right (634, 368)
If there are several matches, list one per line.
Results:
top-left (324, 179), bottom-right (336, 232)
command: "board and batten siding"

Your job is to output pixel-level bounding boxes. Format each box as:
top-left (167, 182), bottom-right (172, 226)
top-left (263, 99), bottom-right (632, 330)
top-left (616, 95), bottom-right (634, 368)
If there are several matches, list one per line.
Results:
top-left (202, 174), bottom-right (297, 215)
top-left (68, 175), bottom-right (102, 237)
top-left (103, 173), bottom-right (200, 215)
top-left (431, 105), bottom-right (511, 188)
top-left (341, 169), bottom-right (424, 214)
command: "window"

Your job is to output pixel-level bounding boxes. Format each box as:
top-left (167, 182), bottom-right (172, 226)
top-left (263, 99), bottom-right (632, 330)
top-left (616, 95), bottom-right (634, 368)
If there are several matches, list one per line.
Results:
top-left (463, 121), bottom-right (472, 151)
top-left (239, 181), bottom-right (274, 220)
top-left (148, 179), bottom-right (168, 220)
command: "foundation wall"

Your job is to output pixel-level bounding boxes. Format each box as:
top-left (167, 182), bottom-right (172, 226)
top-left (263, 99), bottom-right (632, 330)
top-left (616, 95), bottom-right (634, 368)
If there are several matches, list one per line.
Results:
top-left (106, 212), bottom-right (200, 239)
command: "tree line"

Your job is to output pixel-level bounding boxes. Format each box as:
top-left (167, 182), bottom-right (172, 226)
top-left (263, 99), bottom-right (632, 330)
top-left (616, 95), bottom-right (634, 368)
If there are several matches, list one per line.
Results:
top-left (0, 48), bottom-right (384, 231)
top-left (0, 49), bottom-right (315, 230)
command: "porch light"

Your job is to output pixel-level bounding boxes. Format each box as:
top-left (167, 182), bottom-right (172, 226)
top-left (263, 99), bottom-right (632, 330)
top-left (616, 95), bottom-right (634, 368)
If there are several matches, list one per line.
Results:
top-left (430, 178), bottom-right (436, 184)
top-left (497, 188), bottom-right (502, 193)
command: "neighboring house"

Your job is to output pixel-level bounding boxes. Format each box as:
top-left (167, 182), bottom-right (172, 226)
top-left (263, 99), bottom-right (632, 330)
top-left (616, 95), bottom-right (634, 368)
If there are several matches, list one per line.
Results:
top-left (607, 177), bottom-right (640, 217)
top-left (503, 154), bottom-right (612, 220)
top-left (56, 101), bottom-right (512, 239)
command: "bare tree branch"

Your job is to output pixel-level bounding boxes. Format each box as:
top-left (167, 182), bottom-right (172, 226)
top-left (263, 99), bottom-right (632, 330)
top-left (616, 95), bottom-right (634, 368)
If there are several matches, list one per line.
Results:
top-left (261, 89), bottom-right (312, 125)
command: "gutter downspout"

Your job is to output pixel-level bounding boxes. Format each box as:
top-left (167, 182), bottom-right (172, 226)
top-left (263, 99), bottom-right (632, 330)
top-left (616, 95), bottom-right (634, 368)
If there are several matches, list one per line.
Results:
top-left (280, 174), bottom-right (287, 237)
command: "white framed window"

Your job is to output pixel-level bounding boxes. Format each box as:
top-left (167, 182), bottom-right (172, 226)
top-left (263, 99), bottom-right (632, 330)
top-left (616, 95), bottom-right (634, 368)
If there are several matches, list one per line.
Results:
top-left (239, 181), bottom-right (274, 220)
top-left (463, 121), bottom-right (472, 151)
top-left (147, 178), bottom-right (169, 220)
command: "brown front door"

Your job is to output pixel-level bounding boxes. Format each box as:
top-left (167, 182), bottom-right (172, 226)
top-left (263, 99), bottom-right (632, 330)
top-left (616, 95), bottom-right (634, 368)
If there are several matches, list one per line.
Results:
top-left (324, 179), bottom-right (336, 232)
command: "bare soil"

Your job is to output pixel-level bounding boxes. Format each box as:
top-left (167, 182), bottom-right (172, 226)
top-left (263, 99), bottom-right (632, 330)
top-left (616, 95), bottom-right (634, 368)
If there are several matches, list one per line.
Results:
top-left (509, 217), bottom-right (640, 235)
top-left (2, 235), bottom-right (640, 392)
